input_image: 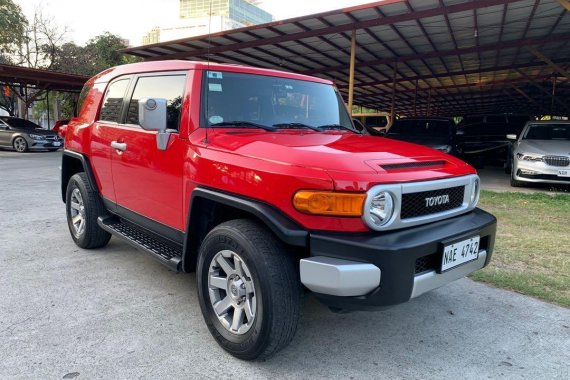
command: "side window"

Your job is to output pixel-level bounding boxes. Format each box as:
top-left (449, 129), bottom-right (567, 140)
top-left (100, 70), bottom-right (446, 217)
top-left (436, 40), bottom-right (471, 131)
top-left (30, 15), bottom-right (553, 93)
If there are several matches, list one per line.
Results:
top-left (126, 75), bottom-right (186, 130)
top-left (76, 83), bottom-right (92, 116)
top-left (99, 79), bottom-right (130, 122)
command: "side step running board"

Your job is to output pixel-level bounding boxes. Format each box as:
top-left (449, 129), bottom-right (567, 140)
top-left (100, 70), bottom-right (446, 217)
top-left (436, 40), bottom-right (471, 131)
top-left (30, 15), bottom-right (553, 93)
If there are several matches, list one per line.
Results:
top-left (97, 216), bottom-right (182, 272)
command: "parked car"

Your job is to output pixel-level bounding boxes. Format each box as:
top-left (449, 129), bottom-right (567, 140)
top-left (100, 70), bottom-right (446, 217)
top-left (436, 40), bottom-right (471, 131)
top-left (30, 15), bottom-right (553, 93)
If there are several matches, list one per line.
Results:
top-left (0, 116), bottom-right (64, 152)
top-left (385, 117), bottom-right (459, 155)
top-left (61, 61), bottom-right (496, 360)
top-left (507, 121), bottom-right (570, 187)
top-left (457, 114), bottom-right (531, 164)
top-left (352, 112), bottom-right (391, 135)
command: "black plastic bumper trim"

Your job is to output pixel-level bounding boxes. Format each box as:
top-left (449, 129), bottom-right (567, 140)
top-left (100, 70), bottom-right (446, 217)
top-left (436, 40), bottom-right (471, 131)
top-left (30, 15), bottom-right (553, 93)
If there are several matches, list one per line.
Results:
top-left (308, 208), bottom-right (497, 311)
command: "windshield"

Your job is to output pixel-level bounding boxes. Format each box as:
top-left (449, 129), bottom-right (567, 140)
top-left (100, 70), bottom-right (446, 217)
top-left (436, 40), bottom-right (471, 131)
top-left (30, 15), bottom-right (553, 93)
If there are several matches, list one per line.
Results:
top-left (1, 118), bottom-right (41, 129)
top-left (387, 119), bottom-right (452, 139)
top-left (523, 123), bottom-right (570, 141)
top-left (201, 71), bottom-right (355, 132)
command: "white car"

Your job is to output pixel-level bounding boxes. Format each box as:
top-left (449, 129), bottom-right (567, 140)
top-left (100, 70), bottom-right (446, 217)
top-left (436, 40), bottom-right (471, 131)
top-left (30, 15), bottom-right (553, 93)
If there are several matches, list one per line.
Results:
top-left (507, 121), bottom-right (570, 187)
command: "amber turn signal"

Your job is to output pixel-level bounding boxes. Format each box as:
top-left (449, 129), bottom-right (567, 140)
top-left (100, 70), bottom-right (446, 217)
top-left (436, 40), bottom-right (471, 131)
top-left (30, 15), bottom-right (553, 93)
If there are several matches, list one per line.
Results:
top-left (293, 191), bottom-right (365, 217)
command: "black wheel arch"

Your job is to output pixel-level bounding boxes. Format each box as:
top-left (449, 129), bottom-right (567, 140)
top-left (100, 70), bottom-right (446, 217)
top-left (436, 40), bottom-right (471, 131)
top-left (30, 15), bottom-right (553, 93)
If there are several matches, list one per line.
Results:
top-left (181, 187), bottom-right (308, 272)
top-left (61, 150), bottom-right (99, 203)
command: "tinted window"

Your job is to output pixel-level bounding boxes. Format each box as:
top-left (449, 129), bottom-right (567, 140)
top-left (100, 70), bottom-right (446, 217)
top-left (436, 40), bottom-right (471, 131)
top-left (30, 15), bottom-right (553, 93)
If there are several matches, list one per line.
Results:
top-left (3, 118), bottom-right (41, 129)
top-left (126, 75), bottom-right (186, 130)
top-left (99, 79), bottom-right (129, 122)
top-left (486, 116), bottom-right (506, 124)
top-left (388, 119), bottom-right (453, 138)
top-left (201, 71), bottom-right (354, 131)
top-left (363, 116), bottom-right (387, 127)
top-left (463, 116), bottom-right (484, 124)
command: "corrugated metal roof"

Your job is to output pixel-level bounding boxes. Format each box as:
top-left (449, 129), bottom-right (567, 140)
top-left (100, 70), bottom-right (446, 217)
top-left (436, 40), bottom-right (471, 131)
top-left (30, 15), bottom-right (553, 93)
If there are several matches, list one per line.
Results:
top-left (121, 0), bottom-right (570, 116)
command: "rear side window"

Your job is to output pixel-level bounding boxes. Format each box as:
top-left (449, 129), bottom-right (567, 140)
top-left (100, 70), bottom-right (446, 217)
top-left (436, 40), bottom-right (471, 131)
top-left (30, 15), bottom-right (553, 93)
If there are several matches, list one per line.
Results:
top-left (76, 84), bottom-right (92, 116)
top-left (99, 79), bottom-right (130, 122)
top-left (126, 75), bottom-right (186, 130)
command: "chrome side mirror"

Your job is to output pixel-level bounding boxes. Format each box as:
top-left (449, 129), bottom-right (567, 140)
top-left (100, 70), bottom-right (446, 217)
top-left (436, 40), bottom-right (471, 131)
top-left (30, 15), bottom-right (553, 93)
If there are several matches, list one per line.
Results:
top-left (506, 134), bottom-right (517, 141)
top-left (138, 98), bottom-right (170, 150)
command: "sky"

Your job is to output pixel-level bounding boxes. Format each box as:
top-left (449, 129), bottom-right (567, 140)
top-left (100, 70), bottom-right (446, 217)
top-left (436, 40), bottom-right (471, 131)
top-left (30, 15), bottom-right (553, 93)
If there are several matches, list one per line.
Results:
top-left (14, 0), bottom-right (369, 46)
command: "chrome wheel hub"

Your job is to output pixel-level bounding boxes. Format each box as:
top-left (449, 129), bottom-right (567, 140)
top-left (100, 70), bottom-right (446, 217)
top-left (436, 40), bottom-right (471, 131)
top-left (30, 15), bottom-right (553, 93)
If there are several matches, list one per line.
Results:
top-left (208, 250), bottom-right (256, 335)
top-left (69, 188), bottom-right (86, 237)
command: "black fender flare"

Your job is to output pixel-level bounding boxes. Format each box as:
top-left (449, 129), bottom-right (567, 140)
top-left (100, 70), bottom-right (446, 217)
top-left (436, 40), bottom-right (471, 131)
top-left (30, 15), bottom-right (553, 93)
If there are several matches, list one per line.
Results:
top-left (61, 150), bottom-right (99, 203)
top-left (182, 187), bottom-right (308, 271)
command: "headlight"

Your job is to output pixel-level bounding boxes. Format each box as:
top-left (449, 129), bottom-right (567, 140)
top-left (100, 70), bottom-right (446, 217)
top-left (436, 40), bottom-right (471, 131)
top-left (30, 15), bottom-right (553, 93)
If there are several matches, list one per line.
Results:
top-left (516, 153), bottom-right (543, 162)
top-left (436, 145), bottom-right (452, 153)
top-left (470, 177), bottom-right (480, 206)
top-left (28, 134), bottom-right (46, 140)
top-left (364, 191), bottom-right (394, 228)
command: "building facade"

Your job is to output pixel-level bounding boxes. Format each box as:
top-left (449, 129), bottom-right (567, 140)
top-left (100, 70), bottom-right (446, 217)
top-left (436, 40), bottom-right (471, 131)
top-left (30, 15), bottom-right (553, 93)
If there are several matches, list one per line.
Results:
top-left (142, 0), bottom-right (272, 45)
top-left (179, 0), bottom-right (272, 26)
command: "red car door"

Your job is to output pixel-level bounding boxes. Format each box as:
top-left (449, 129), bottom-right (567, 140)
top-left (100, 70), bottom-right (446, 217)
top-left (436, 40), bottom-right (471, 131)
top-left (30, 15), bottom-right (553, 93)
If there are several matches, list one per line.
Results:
top-left (90, 77), bottom-right (131, 204)
top-left (110, 73), bottom-right (188, 234)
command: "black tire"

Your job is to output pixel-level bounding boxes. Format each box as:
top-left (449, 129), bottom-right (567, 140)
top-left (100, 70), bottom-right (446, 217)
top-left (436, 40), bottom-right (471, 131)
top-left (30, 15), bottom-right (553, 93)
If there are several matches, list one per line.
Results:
top-left (12, 136), bottom-right (28, 153)
top-left (65, 173), bottom-right (111, 249)
top-left (510, 170), bottom-right (524, 188)
top-left (197, 219), bottom-right (301, 360)
top-left (504, 160), bottom-right (512, 174)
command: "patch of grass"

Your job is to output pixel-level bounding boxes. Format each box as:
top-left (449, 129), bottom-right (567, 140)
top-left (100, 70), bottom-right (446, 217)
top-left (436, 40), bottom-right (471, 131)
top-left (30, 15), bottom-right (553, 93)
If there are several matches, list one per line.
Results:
top-left (470, 190), bottom-right (570, 308)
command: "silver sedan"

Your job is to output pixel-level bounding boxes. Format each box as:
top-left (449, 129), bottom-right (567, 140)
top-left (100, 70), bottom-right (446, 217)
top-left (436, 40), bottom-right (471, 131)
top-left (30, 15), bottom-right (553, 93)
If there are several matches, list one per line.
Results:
top-left (0, 117), bottom-right (63, 153)
top-left (507, 121), bottom-right (570, 187)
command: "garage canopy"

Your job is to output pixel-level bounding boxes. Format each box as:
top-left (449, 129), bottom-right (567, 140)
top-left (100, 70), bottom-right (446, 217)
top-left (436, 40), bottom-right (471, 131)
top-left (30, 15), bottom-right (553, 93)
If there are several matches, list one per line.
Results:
top-left (121, 0), bottom-right (570, 117)
top-left (0, 64), bottom-right (88, 92)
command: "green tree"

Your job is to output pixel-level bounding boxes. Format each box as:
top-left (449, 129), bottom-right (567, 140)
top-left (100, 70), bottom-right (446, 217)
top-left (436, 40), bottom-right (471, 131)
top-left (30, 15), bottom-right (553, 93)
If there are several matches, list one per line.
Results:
top-left (0, 0), bottom-right (27, 56)
top-left (85, 32), bottom-right (141, 73)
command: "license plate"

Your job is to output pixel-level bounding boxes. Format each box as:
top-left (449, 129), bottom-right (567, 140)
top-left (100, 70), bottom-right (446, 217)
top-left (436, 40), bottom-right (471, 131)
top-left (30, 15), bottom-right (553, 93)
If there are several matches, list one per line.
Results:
top-left (558, 169), bottom-right (570, 177)
top-left (441, 236), bottom-right (480, 272)
top-left (53, 142), bottom-right (61, 147)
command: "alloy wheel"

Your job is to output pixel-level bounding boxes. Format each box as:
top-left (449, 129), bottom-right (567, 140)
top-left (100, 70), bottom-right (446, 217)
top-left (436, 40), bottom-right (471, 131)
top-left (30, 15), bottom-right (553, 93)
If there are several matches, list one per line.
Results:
top-left (69, 188), bottom-right (86, 237)
top-left (13, 137), bottom-right (27, 152)
top-left (208, 250), bottom-right (256, 335)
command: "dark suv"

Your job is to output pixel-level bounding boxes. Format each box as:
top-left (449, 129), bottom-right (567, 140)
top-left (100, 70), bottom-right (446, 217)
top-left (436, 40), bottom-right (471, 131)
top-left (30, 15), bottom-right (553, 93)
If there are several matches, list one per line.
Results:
top-left (385, 117), bottom-right (459, 155)
top-left (457, 114), bottom-right (531, 163)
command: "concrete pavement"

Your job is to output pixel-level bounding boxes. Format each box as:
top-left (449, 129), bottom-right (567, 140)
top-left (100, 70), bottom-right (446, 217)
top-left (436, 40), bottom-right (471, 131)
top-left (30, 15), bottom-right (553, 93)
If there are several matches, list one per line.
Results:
top-left (1, 150), bottom-right (569, 379)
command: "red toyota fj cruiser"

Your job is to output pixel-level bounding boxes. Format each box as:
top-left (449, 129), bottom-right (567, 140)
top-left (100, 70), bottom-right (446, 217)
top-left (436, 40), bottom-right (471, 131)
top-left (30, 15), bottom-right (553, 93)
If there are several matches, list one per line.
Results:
top-left (60, 61), bottom-right (496, 360)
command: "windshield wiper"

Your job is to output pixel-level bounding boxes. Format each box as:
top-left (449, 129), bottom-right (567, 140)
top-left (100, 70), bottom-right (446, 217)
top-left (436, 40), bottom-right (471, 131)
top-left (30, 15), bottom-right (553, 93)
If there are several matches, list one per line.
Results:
top-left (211, 121), bottom-right (277, 131)
top-left (317, 124), bottom-right (358, 133)
top-left (272, 122), bottom-right (321, 132)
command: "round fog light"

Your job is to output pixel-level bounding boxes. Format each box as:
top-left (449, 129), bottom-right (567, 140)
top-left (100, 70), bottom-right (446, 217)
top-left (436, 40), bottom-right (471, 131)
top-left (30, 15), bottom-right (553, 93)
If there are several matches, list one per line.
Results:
top-left (368, 191), bottom-right (394, 227)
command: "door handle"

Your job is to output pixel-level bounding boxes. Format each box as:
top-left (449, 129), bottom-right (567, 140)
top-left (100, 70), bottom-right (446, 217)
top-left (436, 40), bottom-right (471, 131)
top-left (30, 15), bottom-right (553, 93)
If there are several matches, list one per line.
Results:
top-left (111, 141), bottom-right (127, 152)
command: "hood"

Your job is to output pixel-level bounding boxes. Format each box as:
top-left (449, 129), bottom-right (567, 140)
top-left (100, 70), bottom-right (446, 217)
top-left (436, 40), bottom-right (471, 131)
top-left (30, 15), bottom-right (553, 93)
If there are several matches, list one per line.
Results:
top-left (207, 130), bottom-right (470, 179)
top-left (18, 128), bottom-right (58, 136)
top-left (518, 139), bottom-right (570, 156)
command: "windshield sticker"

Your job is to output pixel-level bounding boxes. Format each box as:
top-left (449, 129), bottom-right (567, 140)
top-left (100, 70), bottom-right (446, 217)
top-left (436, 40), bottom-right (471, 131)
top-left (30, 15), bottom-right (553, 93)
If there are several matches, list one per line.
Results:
top-left (207, 71), bottom-right (223, 79)
top-left (209, 83), bottom-right (222, 92)
top-left (209, 115), bottom-right (223, 124)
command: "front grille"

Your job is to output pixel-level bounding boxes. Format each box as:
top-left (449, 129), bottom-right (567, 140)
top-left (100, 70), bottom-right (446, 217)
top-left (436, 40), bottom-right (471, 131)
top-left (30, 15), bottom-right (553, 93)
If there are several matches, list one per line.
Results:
top-left (544, 156), bottom-right (570, 167)
top-left (401, 186), bottom-right (465, 219)
top-left (381, 161), bottom-right (446, 170)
